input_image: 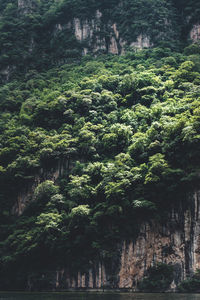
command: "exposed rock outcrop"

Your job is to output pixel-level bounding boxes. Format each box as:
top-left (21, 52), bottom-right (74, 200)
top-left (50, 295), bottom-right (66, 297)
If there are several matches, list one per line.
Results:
top-left (60, 10), bottom-right (151, 55)
top-left (18, 0), bottom-right (35, 14)
top-left (72, 11), bottom-right (123, 55)
top-left (130, 35), bottom-right (151, 50)
top-left (26, 190), bottom-right (200, 292)
top-left (190, 24), bottom-right (200, 42)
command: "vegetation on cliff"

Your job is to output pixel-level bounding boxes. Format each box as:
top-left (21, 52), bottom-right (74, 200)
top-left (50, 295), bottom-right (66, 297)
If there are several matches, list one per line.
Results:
top-left (0, 41), bottom-right (200, 289)
top-left (178, 270), bottom-right (200, 292)
top-left (139, 263), bottom-right (174, 292)
top-left (0, 0), bottom-right (199, 81)
top-left (0, 0), bottom-right (200, 291)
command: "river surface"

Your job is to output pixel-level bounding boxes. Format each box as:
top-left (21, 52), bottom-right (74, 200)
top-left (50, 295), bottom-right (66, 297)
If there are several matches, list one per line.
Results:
top-left (0, 293), bottom-right (200, 300)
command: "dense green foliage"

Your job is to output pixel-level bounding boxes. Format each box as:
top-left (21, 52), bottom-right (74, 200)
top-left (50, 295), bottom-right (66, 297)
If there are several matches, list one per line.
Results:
top-left (139, 263), bottom-right (174, 292)
top-left (0, 0), bottom-right (199, 81)
top-left (0, 42), bottom-right (200, 289)
top-left (178, 270), bottom-right (200, 292)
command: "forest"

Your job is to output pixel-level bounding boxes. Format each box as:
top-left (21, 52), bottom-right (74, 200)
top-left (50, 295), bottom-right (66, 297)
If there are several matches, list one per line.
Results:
top-left (0, 0), bottom-right (200, 292)
top-left (0, 0), bottom-right (199, 80)
top-left (0, 43), bottom-right (200, 290)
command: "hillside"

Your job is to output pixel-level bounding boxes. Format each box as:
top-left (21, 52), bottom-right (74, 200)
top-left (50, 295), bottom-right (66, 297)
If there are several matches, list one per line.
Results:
top-left (0, 44), bottom-right (200, 290)
top-left (0, 0), bottom-right (200, 81)
top-left (0, 0), bottom-right (200, 293)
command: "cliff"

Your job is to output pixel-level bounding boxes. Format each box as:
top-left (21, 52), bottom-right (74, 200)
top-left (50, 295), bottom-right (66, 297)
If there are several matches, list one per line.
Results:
top-left (0, 1), bottom-right (200, 292)
top-left (24, 191), bottom-right (200, 292)
top-left (65, 10), bottom-right (151, 55)
top-left (0, 0), bottom-right (199, 82)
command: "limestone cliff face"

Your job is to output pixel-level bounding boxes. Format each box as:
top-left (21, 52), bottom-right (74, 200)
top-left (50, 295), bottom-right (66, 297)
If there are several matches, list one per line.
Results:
top-left (18, 0), bottom-right (36, 14)
top-left (53, 9), bottom-right (151, 56)
top-left (190, 24), bottom-right (200, 42)
top-left (52, 15), bottom-right (200, 58)
top-left (72, 12), bottom-right (151, 54)
top-left (119, 191), bottom-right (200, 291)
top-left (55, 15), bottom-right (200, 55)
top-left (1, 2), bottom-right (198, 84)
top-left (17, 1), bottom-right (152, 55)
top-left (26, 190), bottom-right (200, 291)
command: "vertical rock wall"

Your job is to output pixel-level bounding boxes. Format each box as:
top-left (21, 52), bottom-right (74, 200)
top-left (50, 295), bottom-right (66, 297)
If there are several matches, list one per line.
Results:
top-left (119, 190), bottom-right (200, 290)
top-left (72, 11), bottom-right (124, 55)
top-left (37, 190), bottom-right (200, 292)
top-left (55, 10), bottom-right (152, 55)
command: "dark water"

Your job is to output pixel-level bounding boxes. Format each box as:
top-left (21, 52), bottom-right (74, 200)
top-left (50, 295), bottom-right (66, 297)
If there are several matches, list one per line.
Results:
top-left (0, 293), bottom-right (200, 300)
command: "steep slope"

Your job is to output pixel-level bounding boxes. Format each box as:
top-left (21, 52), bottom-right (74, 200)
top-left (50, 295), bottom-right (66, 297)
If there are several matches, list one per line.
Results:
top-left (1, 0), bottom-right (200, 293)
top-left (0, 0), bottom-right (199, 82)
top-left (19, 190), bottom-right (200, 291)
top-left (0, 44), bottom-right (200, 291)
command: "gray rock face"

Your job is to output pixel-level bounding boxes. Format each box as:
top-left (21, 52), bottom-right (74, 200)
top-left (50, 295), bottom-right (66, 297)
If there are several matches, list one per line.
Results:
top-left (18, 0), bottom-right (35, 14)
top-left (190, 24), bottom-right (200, 42)
top-left (53, 14), bottom-right (200, 57)
top-left (53, 10), bottom-right (152, 56)
top-left (1, 4), bottom-right (198, 84)
top-left (72, 12), bottom-right (152, 54)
